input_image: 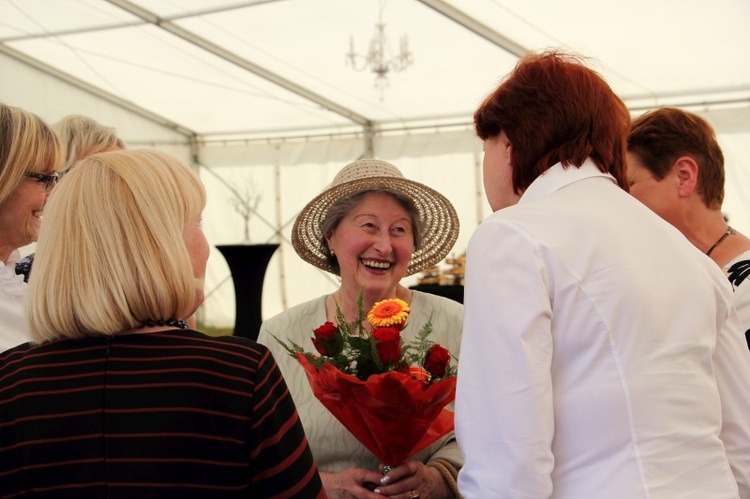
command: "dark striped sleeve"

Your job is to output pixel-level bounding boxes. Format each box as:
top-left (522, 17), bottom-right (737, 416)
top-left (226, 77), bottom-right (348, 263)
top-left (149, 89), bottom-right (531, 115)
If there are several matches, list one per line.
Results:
top-left (248, 346), bottom-right (325, 498)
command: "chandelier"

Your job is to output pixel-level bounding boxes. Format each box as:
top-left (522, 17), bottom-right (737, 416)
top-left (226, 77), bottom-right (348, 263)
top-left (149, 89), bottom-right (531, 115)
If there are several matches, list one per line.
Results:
top-left (346, 1), bottom-right (413, 99)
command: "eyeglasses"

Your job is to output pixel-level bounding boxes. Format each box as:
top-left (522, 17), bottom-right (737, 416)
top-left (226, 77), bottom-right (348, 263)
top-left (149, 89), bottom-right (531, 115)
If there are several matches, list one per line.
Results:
top-left (26, 172), bottom-right (59, 191)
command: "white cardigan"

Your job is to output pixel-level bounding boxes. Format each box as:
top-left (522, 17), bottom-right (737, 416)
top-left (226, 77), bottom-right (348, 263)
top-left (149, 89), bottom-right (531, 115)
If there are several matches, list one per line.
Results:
top-left (258, 290), bottom-right (464, 473)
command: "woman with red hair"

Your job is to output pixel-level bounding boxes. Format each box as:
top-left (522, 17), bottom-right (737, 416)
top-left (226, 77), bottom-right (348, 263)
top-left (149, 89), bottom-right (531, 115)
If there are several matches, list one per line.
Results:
top-left (455, 51), bottom-right (750, 498)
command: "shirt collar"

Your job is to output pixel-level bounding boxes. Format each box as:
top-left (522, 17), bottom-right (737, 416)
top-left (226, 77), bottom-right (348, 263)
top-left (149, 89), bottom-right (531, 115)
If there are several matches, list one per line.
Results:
top-left (519, 158), bottom-right (618, 204)
top-left (1, 249), bottom-right (21, 268)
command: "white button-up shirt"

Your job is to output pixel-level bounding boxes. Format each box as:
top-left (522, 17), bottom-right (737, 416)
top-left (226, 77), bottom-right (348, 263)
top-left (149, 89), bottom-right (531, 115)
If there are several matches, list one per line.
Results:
top-left (0, 250), bottom-right (31, 352)
top-left (457, 159), bottom-right (750, 498)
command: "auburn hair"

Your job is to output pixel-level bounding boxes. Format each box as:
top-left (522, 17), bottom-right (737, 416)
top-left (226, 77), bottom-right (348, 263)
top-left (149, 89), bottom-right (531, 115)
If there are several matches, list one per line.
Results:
top-left (628, 107), bottom-right (725, 209)
top-left (475, 50), bottom-right (631, 193)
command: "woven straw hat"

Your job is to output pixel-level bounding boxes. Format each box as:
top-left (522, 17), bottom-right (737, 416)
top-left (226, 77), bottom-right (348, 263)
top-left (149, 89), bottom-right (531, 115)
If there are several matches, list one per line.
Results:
top-left (292, 158), bottom-right (459, 277)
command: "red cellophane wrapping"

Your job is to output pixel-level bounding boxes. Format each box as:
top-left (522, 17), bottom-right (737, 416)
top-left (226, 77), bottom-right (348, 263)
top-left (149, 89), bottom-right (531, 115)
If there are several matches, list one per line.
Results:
top-left (296, 352), bottom-right (457, 466)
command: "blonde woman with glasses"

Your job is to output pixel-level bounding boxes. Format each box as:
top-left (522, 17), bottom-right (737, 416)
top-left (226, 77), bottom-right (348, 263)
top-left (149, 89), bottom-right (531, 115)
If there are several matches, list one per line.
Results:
top-left (0, 103), bottom-right (63, 352)
top-left (14, 114), bottom-right (127, 283)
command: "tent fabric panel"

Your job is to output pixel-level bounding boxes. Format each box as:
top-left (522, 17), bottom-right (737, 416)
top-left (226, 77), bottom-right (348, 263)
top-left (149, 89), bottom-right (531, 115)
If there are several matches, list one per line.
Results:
top-left (7, 26), bottom-right (356, 134)
top-left (0, 53), bottom-right (191, 155)
top-left (174, 0), bottom-right (519, 122)
top-left (0, 0), bottom-right (136, 39)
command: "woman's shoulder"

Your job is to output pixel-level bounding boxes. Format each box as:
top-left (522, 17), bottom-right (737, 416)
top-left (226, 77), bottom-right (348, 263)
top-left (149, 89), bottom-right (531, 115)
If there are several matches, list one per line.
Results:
top-left (725, 250), bottom-right (750, 291)
top-left (411, 290), bottom-right (463, 315)
top-left (263, 296), bottom-right (327, 326)
top-left (153, 329), bottom-right (271, 358)
top-left (409, 290), bottom-right (464, 330)
top-left (408, 290), bottom-right (464, 352)
top-left (258, 295), bottom-right (327, 345)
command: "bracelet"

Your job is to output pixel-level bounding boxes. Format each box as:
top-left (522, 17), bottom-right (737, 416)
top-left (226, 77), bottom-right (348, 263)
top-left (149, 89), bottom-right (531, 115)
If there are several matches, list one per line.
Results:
top-left (426, 458), bottom-right (461, 498)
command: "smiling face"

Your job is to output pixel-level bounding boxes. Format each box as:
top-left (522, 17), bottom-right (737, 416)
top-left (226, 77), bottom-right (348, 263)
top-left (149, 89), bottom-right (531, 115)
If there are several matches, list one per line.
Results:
top-left (0, 175), bottom-right (53, 262)
top-left (326, 191), bottom-right (415, 299)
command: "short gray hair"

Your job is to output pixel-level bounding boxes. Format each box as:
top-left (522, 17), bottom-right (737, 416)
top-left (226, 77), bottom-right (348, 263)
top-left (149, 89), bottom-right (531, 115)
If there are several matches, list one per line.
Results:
top-left (319, 189), bottom-right (423, 274)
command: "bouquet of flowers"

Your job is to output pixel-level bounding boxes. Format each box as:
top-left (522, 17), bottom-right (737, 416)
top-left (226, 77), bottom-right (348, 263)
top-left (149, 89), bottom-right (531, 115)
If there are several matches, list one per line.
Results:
top-left (274, 296), bottom-right (458, 467)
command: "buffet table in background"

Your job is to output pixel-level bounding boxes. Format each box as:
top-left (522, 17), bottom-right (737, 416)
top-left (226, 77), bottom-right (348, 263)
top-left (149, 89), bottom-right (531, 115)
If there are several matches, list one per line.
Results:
top-left (409, 284), bottom-right (464, 304)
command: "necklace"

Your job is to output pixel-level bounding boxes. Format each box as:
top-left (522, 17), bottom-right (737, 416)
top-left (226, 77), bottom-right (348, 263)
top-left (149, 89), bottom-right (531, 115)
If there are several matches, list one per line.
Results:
top-left (706, 226), bottom-right (736, 257)
top-left (138, 318), bottom-right (189, 329)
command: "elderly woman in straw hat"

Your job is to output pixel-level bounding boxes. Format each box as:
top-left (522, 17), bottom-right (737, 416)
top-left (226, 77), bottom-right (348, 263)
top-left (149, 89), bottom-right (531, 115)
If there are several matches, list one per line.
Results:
top-left (0, 103), bottom-right (63, 352)
top-left (0, 149), bottom-right (324, 497)
top-left (258, 158), bottom-right (463, 499)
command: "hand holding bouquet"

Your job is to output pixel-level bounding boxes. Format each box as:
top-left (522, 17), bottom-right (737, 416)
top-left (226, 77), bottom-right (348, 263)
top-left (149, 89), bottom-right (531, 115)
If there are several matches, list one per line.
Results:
top-left (274, 296), bottom-right (458, 466)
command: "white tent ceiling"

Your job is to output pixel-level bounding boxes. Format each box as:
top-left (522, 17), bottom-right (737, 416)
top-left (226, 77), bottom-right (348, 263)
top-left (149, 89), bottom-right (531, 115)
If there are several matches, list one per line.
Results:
top-left (3, 0), bottom-right (750, 329)
top-left (4, 0), bottom-right (750, 139)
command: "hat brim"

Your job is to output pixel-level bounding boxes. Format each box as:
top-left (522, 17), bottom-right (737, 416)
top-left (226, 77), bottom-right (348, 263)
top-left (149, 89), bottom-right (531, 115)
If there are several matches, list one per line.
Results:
top-left (292, 175), bottom-right (459, 277)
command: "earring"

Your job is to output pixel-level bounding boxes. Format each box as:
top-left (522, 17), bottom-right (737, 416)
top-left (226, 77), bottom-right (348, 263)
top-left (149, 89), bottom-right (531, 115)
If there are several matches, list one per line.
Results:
top-left (330, 249), bottom-right (335, 256)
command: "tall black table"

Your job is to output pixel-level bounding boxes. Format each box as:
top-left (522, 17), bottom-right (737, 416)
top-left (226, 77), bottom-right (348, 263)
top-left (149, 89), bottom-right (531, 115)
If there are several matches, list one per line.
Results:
top-left (216, 243), bottom-right (279, 340)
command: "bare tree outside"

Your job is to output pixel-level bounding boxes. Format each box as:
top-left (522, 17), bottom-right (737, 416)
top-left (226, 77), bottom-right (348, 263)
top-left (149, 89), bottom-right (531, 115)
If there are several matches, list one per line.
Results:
top-left (228, 175), bottom-right (262, 242)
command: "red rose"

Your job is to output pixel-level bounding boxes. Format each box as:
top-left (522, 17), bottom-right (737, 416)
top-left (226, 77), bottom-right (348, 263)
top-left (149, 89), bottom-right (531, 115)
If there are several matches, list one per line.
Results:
top-left (312, 321), bottom-right (339, 356)
top-left (372, 327), bottom-right (402, 365)
top-left (424, 344), bottom-right (451, 378)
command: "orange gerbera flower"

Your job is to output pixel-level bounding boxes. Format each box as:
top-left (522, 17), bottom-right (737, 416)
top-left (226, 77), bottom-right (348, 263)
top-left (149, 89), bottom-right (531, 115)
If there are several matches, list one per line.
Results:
top-left (367, 298), bottom-right (410, 328)
top-left (409, 366), bottom-right (431, 383)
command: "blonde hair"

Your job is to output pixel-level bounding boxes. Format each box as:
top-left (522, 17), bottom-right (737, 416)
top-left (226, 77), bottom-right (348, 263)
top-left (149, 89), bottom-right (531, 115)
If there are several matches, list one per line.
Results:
top-left (53, 114), bottom-right (126, 172)
top-left (0, 103), bottom-right (64, 206)
top-left (27, 149), bottom-right (206, 342)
